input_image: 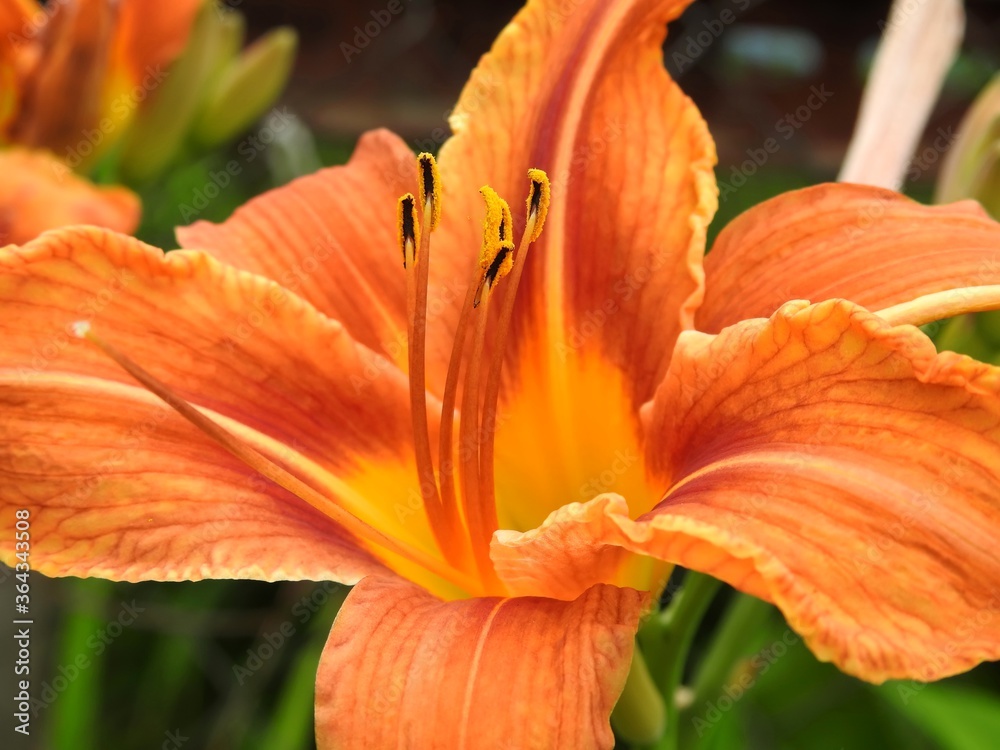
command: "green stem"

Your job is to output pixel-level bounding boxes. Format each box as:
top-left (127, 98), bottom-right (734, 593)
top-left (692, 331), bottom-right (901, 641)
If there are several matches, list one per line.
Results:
top-left (611, 646), bottom-right (666, 745)
top-left (677, 593), bottom-right (774, 749)
top-left (688, 593), bottom-right (774, 708)
top-left (637, 572), bottom-right (722, 750)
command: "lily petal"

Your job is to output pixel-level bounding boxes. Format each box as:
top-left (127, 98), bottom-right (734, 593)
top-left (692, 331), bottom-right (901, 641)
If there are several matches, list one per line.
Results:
top-left (315, 576), bottom-right (645, 750)
top-left (437, 0), bottom-right (717, 404)
top-left (839, 0), bottom-right (963, 189)
top-left (489, 491), bottom-right (766, 605)
top-left (639, 299), bottom-right (1000, 682)
top-left (491, 495), bottom-right (642, 599)
top-left (0, 227), bottom-right (447, 563)
top-left (0, 148), bottom-right (139, 243)
top-left (176, 129), bottom-right (450, 382)
top-left (1, 226), bottom-right (413, 466)
top-left (697, 183), bottom-right (1000, 333)
top-left (0, 372), bottom-right (387, 583)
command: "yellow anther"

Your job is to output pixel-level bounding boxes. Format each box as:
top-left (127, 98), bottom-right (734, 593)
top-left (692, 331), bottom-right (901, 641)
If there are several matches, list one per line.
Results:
top-left (491, 200), bottom-right (514, 282)
top-left (526, 168), bottom-right (550, 240)
top-left (474, 186), bottom-right (515, 306)
top-left (397, 193), bottom-right (419, 268)
top-left (478, 186), bottom-right (505, 268)
top-left (417, 152), bottom-right (442, 231)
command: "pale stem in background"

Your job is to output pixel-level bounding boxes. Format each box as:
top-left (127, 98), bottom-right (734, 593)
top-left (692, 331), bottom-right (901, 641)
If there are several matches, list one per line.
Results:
top-left (839, 0), bottom-right (964, 189)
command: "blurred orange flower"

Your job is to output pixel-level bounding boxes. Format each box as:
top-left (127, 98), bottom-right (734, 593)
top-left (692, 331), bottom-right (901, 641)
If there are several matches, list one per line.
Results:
top-left (0, 148), bottom-right (137, 244)
top-left (0, 0), bottom-right (199, 241)
top-left (2, 0), bottom-right (201, 159)
top-left (3, 0), bottom-right (1000, 748)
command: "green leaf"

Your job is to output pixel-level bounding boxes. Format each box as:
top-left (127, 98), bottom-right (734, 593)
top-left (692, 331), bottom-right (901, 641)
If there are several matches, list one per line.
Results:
top-left (49, 579), bottom-right (112, 750)
top-left (877, 681), bottom-right (1000, 750)
top-left (687, 614), bottom-right (933, 749)
top-left (119, 1), bottom-right (232, 182)
top-left (248, 640), bottom-right (323, 750)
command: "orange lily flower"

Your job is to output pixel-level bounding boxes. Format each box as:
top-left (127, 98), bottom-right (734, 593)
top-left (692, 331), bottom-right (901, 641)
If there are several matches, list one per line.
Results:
top-left (4, 0), bottom-right (1000, 747)
top-left (0, 0), bottom-right (200, 241)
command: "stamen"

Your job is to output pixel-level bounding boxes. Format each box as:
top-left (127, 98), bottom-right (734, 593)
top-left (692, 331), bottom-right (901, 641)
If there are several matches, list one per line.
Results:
top-left (397, 193), bottom-right (418, 268)
top-left (478, 169), bottom-right (550, 548)
top-left (457, 188), bottom-right (515, 586)
top-left (402, 153), bottom-right (466, 568)
top-left (72, 322), bottom-right (479, 593)
top-left (478, 186), bottom-right (505, 260)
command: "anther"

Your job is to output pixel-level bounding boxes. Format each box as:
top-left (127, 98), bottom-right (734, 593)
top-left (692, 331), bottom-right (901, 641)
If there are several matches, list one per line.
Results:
top-left (478, 186), bottom-right (505, 267)
top-left (397, 193), bottom-right (418, 268)
top-left (526, 168), bottom-right (550, 240)
top-left (417, 152), bottom-right (441, 231)
top-left (474, 187), bottom-right (514, 307)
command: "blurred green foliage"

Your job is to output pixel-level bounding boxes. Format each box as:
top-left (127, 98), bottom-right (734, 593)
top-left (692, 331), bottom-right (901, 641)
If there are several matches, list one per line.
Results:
top-left (32, 576), bottom-right (348, 749)
top-left (669, 590), bottom-right (1000, 750)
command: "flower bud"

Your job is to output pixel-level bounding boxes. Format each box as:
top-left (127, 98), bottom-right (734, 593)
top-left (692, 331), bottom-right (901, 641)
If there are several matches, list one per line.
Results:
top-left (191, 26), bottom-right (298, 148)
top-left (936, 72), bottom-right (1000, 218)
top-left (118, 0), bottom-right (226, 181)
